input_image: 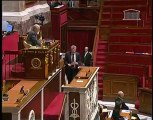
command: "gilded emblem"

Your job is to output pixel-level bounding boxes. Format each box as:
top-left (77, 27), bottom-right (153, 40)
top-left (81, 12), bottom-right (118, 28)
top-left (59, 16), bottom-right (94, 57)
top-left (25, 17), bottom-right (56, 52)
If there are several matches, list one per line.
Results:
top-left (28, 110), bottom-right (35, 120)
top-left (31, 58), bottom-right (41, 69)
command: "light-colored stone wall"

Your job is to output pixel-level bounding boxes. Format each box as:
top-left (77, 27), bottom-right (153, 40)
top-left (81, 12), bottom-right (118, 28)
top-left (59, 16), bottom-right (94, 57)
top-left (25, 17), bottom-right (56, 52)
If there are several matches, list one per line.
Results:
top-left (2, 1), bottom-right (20, 12)
top-left (2, 1), bottom-right (26, 12)
top-left (9, 11), bottom-right (51, 35)
top-left (2, 1), bottom-right (51, 35)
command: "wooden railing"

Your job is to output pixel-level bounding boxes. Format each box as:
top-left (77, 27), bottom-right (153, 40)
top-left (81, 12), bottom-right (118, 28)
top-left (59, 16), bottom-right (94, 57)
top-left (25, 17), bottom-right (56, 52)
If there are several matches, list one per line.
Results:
top-left (92, 27), bottom-right (99, 66)
top-left (92, 1), bottom-right (104, 66)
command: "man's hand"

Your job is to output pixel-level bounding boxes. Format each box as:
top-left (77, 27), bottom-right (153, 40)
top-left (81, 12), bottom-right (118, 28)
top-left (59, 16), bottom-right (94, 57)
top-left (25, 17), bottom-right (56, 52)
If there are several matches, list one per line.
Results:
top-left (71, 62), bottom-right (78, 66)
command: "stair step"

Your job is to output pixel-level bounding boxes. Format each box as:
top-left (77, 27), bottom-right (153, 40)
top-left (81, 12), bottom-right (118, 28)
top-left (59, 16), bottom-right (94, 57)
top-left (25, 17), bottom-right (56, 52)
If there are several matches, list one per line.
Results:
top-left (98, 72), bottom-right (105, 76)
top-left (98, 76), bottom-right (103, 80)
top-left (110, 27), bottom-right (152, 34)
top-left (98, 79), bottom-right (103, 83)
top-left (97, 53), bottom-right (107, 57)
top-left (95, 61), bottom-right (106, 65)
top-left (96, 58), bottom-right (107, 61)
top-left (98, 42), bottom-right (108, 45)
top-left (97, 68), bottom-right (105, 72)
top-left (95, 64), bottom-right (105, 67)
top-left (98, 75), bottom-right (103, 78)
top-left (98, 83), bottom-right (103, 88)
top-left (97, 50), bottom-right (108, 54)
top-left (98, 95), bottom-right (103, 100)
top-left (101, 20), bottom-right (143, 27)
top-left (96, 55), bottom-right (107, 58)
top-left (99, 87), bottom-right (103, 91)
top-left (98, 72), bottom-right (104, 75)
top-left (97, 46), bottom-right (108, 50)
top-left (103, 0), bottom-right (146, 6)
top-left (102, 5), bottom-right (146, 13)
top-left (102, 12), bottom-right (124, 19)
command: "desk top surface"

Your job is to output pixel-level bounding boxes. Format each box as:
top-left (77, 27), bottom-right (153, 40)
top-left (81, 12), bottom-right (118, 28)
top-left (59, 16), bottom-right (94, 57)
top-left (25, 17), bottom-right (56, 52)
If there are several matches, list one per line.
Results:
top-left (2, 79), bottom-right (46, 110)
top-left (65, 67), bottom-right (98, 88)
top-left (2, 63), bottom-right (63, 113)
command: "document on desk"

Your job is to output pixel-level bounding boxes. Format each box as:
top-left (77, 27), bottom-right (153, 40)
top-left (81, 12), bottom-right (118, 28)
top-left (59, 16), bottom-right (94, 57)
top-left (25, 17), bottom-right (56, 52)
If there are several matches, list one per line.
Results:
top-left (76, 80), bottom-right (83, 83)
top-left (121, 110), bottom-right (131, 113)
top-left (54, 5), bottom-right (64, 8)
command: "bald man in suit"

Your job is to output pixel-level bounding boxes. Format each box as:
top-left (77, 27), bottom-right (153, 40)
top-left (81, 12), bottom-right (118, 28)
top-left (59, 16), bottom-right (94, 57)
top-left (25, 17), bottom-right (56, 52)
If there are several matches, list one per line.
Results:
top-left (64, 45), bottom-right (81, 84)
top-left (82, 47), bottom-right (92, 66)
top-left (27, 24), bottom-right (42, 47)
top-left (112, 91), bottom-right (129, 120)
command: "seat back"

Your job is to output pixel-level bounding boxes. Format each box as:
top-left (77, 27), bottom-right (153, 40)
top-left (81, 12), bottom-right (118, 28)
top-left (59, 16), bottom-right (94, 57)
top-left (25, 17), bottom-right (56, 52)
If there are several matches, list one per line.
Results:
top-left (23, 40), bottom-right (32, 49)
top-left (19, 35), bottom-right (32, 49)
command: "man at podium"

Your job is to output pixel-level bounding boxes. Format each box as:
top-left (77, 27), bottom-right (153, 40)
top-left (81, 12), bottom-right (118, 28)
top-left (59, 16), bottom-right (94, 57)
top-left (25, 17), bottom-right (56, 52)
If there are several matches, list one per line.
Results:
top-left (64, 45), bottom-right (81, 84)
top-left (27, 24), bottom-right (43, 47)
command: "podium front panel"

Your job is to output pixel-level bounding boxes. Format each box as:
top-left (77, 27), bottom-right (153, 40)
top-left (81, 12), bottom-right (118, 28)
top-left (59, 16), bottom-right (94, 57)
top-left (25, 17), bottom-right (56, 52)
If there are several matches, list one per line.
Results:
top-left (24, 50), bottom-right (46, 79)
top-left (22, 40), bottom-right (60, 79)
top-left (62, 67), bottom-right (99, 120)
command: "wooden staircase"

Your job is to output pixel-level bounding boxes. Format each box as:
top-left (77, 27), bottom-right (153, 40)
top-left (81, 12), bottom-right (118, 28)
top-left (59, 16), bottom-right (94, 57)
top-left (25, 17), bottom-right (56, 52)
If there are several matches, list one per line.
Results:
top-left (93, 0), bottom-right (152, 100)
top-left (94, 41), bottom-right (108, 100)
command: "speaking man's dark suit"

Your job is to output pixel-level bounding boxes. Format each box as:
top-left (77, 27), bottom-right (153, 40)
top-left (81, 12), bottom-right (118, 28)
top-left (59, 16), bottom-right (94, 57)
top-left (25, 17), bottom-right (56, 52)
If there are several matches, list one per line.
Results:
top-left (112, 97), bottom-right (129, 120)
top-left (64, 51), bottom-right (81, 83)
top-left (27, 31), bottom-right (41, 46)
top-left (82, 52), bottom-right (92, 66)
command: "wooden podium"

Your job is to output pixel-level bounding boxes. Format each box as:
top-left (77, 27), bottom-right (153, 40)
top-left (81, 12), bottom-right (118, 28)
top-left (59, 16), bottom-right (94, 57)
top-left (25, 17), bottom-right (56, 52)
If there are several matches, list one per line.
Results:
top-left (22, 40), bottom-right (60, 79)
top-left (62, 67), bottom-right (99, 120)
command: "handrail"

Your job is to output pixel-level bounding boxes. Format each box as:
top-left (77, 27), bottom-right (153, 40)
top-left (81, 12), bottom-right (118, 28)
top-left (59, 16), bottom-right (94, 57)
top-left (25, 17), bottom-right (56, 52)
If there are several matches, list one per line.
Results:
top-left (4, 50), bottom-right (22, 55)
top-left (59, 95), bottom-right (66, 120)
top-left (92, 27), bottom-right (99, 66)
top-left (92, 0), bottom-right (104, 66)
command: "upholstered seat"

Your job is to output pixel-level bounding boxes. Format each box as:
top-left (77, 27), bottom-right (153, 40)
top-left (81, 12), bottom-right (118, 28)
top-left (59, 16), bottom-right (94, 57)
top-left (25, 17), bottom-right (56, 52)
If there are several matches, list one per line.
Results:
top-left (44, 93), bottom-right (65, 120)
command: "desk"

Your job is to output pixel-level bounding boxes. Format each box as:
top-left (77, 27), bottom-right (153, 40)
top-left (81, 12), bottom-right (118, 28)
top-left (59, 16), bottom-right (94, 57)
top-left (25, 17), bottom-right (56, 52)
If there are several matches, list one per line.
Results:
top-left (102, 109), bottom-right (140, 120)
top-left (2, 67), bottom-right (62, 120)
top-left (2, 32), bottom-right (19, 53)
top-left (2, 32), bottom-right (19, 63)
top-left (62, 67), bottom-right (99, 120)
top-left (138, 88), bottom-right (152, 114)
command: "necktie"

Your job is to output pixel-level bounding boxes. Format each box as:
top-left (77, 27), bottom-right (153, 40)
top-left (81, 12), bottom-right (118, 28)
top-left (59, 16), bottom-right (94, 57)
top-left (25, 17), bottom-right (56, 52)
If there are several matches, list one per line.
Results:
top-left (84, 52), bottom-right (87, 58)
top-left (72, 54), bottom-right (74, 62)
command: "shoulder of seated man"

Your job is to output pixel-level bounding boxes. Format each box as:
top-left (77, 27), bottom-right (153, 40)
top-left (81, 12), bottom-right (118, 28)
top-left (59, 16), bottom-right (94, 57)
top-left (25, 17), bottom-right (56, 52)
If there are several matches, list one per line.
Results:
top-left (28, 31), bottom-right (36, 36)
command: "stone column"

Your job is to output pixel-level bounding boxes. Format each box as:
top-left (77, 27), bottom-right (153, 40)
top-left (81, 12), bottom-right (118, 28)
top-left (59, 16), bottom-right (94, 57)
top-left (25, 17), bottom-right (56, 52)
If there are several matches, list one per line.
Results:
top-left (2, 1), bottom-right (25, 12)
top-left (2, 1), bottom-right (51, 35)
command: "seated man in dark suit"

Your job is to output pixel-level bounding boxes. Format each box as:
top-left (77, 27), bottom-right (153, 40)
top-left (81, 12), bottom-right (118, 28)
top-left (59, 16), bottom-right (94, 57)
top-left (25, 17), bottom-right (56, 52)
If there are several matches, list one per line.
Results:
top-left (82, 46), bottom-right (92, 66)
top-left (64, 45), bottom-right (81, 84)
top-left (112, 91), bottom-right (129, 120)
top-left (27, 24), bottom-right (42, 47)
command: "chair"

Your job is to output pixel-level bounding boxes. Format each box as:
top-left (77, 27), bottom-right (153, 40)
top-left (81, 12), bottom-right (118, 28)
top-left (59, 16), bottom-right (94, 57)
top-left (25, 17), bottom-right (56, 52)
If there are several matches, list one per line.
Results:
top-left (22, 35), bottom-right (32, 49)
top-left (23, 40), bottom-right (32, 49)
top-left (19, 35), bottom-right (32, 49)
top-left (123, 9), bottom-right (141, 26)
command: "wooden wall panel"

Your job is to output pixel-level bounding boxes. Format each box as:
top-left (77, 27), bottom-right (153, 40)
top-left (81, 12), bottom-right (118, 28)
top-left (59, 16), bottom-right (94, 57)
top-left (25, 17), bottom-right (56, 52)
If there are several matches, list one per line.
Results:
top-left (103, 73), bottom-right (138, 103)
top-left (139, 88), bottom-right (152, 114)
